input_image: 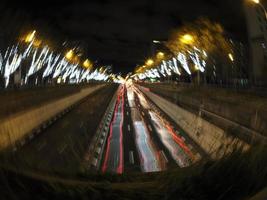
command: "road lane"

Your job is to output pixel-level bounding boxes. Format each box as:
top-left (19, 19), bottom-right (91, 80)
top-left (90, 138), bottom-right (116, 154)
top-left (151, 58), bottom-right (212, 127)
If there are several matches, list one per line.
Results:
top-left (102, 85), bottom-right (124, 174)
top-left (127, 84), bottom-right (165, 172)
top-left (123, 86), bottom-right (141, 172)
top-left (133, 85), bottom-right (195, 168)
top-left (149, 111), bottom-right (192, 167)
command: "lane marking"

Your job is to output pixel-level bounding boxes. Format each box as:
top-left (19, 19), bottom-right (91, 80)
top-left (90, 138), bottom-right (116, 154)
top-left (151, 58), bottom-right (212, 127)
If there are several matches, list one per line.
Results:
top-left (160, 150), bottom-right (168, 163)
top-left (148, 125), bottom-right (153, 132)
top-left (129, 151), bottom-right (135, 164)
top-left (128, 124), bottom-right (131, 132)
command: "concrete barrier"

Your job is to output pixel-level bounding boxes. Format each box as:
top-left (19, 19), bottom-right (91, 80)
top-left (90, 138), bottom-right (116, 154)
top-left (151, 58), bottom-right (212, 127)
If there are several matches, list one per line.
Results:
top-left (0, 85), bottom-right (105, 151)
top-left (84, 87), bottom-right (118, 170)
top-left (139, 86), bottom-right (249, 159)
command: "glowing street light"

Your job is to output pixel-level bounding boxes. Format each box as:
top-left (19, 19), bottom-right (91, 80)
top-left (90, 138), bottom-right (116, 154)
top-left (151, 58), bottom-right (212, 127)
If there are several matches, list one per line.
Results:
top-left (25, 30), bottom-right (36, 43)
top-left (249, 0), bottom-right (267, 19)
top-left (228, 53), bottom-right (234, 62)
top-left (250, 0), bottom-right (259, 3)
top-left (153, 40), bottom-right (161, 44)
top-left (65, 49), bottom-right (74, 60)
top-left (156, 52), bottom-right (165, 60)
top-left (83, 59), bottom-right (93, 69)
top-left (180, 34), bottom-right (194, 44)
top-left (146, 59), bottom-right (154, 66)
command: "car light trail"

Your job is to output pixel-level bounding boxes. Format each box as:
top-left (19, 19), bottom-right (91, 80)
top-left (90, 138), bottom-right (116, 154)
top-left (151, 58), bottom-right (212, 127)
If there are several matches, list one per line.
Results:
top-left (127, 85), bottom-right (164, 172)
top-left (133, 86), bottom-right (195, 167)
top-left (149, 111), bottom-right (192, 167)
top-left (132, 115), bottom-right (162, 172)
top-left (102, 85), bottom-right (125, 174)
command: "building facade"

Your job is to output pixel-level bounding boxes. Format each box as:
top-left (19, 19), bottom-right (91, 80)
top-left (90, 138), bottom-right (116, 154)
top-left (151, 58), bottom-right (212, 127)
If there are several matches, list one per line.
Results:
top-left (244, 1), bottom-right (267, 86)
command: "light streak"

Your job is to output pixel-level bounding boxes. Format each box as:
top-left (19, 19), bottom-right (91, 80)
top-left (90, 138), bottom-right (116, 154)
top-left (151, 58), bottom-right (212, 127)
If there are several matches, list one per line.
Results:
top-left (0, 40), bottom-right (112, 87)
top-left (177, 52), bottom-right (191, 75)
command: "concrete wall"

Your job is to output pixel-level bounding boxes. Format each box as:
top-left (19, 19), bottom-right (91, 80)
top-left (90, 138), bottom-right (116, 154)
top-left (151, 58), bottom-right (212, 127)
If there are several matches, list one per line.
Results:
top-left (139, 86), bottom-right (249, 159)
top-left (146, 84), bottom-right (267, 139)
top-left (0, 85), bottom-right (105, 151)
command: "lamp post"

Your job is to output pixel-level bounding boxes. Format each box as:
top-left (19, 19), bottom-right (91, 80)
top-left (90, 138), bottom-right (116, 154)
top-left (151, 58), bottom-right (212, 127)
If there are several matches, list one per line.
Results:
top-left (250, 0), bottom-right (267, 19)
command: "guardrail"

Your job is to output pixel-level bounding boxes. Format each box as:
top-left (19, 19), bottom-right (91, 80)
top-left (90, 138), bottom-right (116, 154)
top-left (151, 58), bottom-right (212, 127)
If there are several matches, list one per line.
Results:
top-left (84, 87), bottom-right (118, 170)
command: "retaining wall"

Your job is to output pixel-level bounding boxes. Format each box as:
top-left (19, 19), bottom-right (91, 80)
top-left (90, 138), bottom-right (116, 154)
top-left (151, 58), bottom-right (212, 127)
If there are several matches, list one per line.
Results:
top-left (0, 85), bottom-right (105, 151)
top-left (139, 86), bottom-right (249, 159)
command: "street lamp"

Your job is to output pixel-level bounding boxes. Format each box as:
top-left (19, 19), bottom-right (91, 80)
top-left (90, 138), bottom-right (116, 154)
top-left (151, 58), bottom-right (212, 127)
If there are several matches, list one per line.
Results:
top-left (250, 0), bottom-right (267, 19)
top-left (146, 59), bottom-right (154, 66)
top-left (228, 53), bottom-right (234, 62)
top-left (180, 34), bottom-right (194, 44)
top-left (153, 40), bottom-right (161, 44)
top-left (65, 49), bottom-right (74, 60)
top-left (83, 59), bottom-right (93, 69)
top-left (156, 52), bottom-right (165, 60)
top-left (25, 30), bottom-right (36, 43)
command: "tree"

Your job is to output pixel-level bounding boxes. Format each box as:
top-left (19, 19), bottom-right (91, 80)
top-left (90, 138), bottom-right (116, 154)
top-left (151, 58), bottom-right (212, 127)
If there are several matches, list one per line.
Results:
top-left (166, 18), bottom-right (234, 84)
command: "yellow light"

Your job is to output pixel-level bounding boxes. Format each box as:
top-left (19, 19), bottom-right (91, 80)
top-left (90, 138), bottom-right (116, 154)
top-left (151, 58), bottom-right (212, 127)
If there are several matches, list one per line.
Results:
top-left (146, 59), bottom-right (154, 66)
top-left (25, 30), bottom-right (36, 43)
top-left (65, 50), bottom-right (74, 60)
top-left (156, 52), bottom-right (165, 60)
top-left (228, 53), bottom-right (234, 62)
top-left (251, 0), bottom-right (260, 4)
top-left (33, 39), bottom-right (42, 47)
top-left (83, 59), bottom-right (92, 69)
top-left (180, 34), bottom-right (194, 44)
top-left (73, 55), bottom-right (79, 63)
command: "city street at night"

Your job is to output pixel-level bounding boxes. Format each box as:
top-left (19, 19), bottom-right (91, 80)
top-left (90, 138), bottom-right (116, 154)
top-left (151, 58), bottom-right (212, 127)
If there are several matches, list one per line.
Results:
top-left (0, 0), bottom-right (267, 200)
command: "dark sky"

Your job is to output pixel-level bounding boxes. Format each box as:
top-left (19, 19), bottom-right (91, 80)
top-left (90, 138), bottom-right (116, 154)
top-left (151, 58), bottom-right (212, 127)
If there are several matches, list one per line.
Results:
top-left (0, 0), bottom-right (246, 73)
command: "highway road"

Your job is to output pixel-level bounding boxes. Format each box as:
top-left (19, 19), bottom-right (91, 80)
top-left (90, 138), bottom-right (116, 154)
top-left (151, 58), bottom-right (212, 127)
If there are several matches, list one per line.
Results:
top-left (5, 83), bottom-right (202, 175)
top-left (100, 83), bottom-right (202, 174)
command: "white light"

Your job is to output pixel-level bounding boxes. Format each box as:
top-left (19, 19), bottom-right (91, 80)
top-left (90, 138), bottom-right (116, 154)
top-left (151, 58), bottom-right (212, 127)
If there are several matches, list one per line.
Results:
top-left (177, 52), bottom-right (191, 75)
top-left (172, 58), bottom-right (181, 75)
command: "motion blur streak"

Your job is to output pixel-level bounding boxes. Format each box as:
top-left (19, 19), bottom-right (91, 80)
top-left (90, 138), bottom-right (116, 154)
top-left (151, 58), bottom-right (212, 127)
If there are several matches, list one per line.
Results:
top-left (134, 86), bottom-right (193, 167)
top-left (133, 118), bottom-right (161, 172)
top-left (102, 85), bottom-right (124, 174)
top-left (149, 111), bottom-right (191, 167)
top-left (127, 85), bottom-right (163, 172)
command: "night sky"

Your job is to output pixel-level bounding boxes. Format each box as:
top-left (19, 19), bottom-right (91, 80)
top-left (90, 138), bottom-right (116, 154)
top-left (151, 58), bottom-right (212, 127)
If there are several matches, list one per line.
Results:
top-left (0, 0), bottom-right (246, 73)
